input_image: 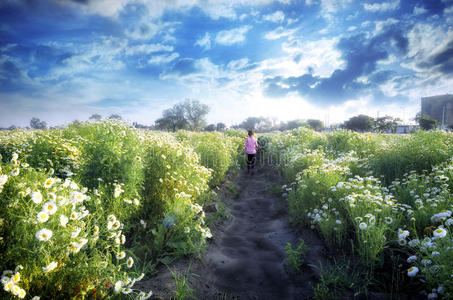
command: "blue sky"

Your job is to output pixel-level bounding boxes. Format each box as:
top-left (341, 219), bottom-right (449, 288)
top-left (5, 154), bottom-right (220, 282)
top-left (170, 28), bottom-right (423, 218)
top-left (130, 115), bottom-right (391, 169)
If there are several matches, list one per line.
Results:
top-left (0, 0), bottom-right (452, 127)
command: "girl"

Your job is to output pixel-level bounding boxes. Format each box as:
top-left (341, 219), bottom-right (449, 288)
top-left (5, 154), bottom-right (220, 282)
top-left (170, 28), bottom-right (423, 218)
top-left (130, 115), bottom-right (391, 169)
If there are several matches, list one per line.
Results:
top-left (244, 130), bottom-right (258, 173)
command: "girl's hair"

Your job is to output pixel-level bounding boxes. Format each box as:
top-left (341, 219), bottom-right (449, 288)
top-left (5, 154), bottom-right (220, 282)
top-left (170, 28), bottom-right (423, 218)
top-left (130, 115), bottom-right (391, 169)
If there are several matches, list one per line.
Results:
top-left (248, 129), bottom-right (254, 137)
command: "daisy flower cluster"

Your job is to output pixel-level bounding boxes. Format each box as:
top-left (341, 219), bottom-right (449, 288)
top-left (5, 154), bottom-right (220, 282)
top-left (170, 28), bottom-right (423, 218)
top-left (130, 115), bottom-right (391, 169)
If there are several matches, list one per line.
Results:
top-left (266, 129), bottom-right (453, 296)
top-left (1, 267), bottom-right (26, 299)
top-left (0, 146), bottom-right (153, 299)
top-left (1, 121), bottom-right (246, 298)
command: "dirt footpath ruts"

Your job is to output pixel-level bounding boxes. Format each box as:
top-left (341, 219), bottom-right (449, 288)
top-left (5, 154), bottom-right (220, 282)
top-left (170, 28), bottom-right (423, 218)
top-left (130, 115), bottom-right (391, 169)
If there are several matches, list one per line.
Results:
top-left (192, 169), bottom-right (327, 300)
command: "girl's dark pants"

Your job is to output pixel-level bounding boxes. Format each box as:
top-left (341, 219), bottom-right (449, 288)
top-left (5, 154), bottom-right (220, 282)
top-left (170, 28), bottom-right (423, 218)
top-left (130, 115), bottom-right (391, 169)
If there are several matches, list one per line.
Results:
top-left (247, 153), bottom-right (256, 170)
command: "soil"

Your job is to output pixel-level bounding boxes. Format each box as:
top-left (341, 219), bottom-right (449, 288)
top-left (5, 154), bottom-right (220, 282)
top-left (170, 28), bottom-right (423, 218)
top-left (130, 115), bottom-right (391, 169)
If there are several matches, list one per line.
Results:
top-left (139, 167), bottom-right (329, 300)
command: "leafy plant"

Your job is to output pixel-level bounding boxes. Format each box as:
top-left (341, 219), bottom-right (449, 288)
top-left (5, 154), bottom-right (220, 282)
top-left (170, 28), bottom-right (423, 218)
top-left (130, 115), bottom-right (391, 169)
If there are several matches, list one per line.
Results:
top-left (285, 240), bottom-right (308, 272)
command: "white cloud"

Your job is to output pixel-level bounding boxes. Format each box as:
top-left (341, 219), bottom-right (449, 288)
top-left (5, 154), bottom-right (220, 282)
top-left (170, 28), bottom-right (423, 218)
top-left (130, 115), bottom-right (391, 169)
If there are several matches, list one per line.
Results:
top-left (226, 58), bottom-right (250, 71)
top-left (413, 6), bottom-right (427, 15)
top-left (36, 37), bottom-right (128, 82)
top-left (125, 43), bottom-right (173, 56)
top-left (61, 0), bottom-right (133, 18)
top-left (347, 26), bottom-right (357, 31)
top-left (0, 43), bottom-right (17, 52)
top-left (374, 18), bottom-right (399, 34)
top-left (363, 1), bottom-right (400, 12)
top-left (405, 24), bottom-right (452, 73)
top-left (148, 53), bottom-right (179, 65)
top-left (215, 26), bottom-right (252, 45)
top-left (195, 33), bottom-right (211, 51)
top-left (320, 0), bottom-right (353, 13)
top-left (264, 26), bottom-right (297, 40)
top-left (281, 37), bottom-right (344, 77)
top-left (61, 0), bottom-right (274, 20)
top-left (126, 20), bottom-right (178, 41)
top-left (263, 11), bottom-right (285, 23)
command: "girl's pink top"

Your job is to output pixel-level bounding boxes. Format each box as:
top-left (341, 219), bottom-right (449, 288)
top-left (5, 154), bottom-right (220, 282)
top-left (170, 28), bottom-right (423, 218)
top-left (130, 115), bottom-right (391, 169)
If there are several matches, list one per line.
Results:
top-left (244, 137), bottom-right (258, 154)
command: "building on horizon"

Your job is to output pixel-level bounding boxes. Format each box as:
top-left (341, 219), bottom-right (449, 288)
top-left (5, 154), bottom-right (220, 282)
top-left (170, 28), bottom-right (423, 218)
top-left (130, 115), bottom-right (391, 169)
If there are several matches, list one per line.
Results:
top-left (421, 94), bottom-right (453, 129)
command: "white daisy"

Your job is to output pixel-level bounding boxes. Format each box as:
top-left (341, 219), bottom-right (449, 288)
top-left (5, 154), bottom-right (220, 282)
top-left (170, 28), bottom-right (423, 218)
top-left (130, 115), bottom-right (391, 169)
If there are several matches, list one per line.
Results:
top-left (42, 202), bottom-right (57, 215)
top-left (60, 215), bottom-right (69, 227)
top-left (127, 257), bottom-right (134, 268)
top-left (114, 280), bottom-right (123, 294)
top-left (359, 222), bottom-right (367, 230)
top-left (407, 266), bottom-right (419, 277)
top-left (31, 191), bottom-right (43, 204)
top-left (116, 251), bottom-right (126, 260)
top-left (44, 178), bottom-right (55, 189)
top-left (36, 228), bottom-right (53, 241)
top-left (37, 211), bottom-right (49, 223)
top-left (433, 227), bottom-right (447, 239)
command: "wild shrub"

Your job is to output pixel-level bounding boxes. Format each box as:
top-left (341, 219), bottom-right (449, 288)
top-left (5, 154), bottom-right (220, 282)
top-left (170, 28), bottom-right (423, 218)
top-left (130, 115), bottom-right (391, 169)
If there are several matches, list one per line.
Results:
top-left (0, 155), bottom-right (149, 299)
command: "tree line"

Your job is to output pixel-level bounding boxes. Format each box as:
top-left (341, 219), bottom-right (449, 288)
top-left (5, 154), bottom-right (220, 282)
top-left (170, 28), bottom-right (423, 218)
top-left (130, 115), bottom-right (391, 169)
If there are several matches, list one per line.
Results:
top-left (2, 99), bottom-right (446, 132)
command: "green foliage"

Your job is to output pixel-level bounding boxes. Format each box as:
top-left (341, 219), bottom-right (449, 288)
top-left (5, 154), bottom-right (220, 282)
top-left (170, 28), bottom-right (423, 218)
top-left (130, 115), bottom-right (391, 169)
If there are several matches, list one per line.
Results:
top-left (175, 131), bottom-right (241, 186)
top-left (285, 240), bottom-right (307, 272)
top-left (265, 129), bottom-right (453, 296)
top-left (307, 119), bottom-right (324, 131)
top-left (139, 132), bottom-right (212, 257)
top-left (238, 116), bottom-right (272, 132)
top-left (342, 114), bottom-right (374, 132)
top-left (415, 112), bottom-right (439, 130)
top-left (370, 130), bottom-right (453, 184)
top-left (312, 260), bottom-right (371, 299)
top-left (0, 159), bottom-right (147, 299)
top-left (374, 116), bottom-right (401, 132)
top-left (170, 264), bottom-right (196, 300)
top-left (324, 130), bottom-right (380, 157)
top-left (0, 122), bottom-right (238, 298)
top-left (155, 99), bottom-right (209, 131)
top-left (63, 121), bottom-right (145, 221)
top-left (30, 117), bottom-right (47, 129)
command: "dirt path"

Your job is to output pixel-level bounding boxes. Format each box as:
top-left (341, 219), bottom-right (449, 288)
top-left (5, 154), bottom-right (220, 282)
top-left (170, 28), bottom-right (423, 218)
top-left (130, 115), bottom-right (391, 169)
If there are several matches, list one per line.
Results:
top-left (139, 168), bottom-right (328, 299)
top-left (191, 169), bottom-right (327, 300)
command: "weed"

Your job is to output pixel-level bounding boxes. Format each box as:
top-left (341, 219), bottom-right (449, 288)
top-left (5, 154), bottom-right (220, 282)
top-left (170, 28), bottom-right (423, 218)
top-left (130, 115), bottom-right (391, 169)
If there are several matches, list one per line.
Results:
top-left (285, 240), bottom-right (308, 272)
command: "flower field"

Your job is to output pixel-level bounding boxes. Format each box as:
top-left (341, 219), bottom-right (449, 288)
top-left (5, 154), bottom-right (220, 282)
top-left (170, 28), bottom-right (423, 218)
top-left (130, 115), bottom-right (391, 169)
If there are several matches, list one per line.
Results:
top-left (264, 128), bottom-right (453, 298)
top-left (2, 123), bottom-right (453, 299)
top-left (0, 121), bottom-right (242, 299)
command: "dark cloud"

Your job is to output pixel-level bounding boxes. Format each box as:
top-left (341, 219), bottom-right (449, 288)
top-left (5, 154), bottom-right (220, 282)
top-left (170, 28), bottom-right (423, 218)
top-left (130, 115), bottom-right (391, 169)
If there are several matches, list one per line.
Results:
top-left (0, 60), bottom-right (27, 92)
top-left (1, 60), bottom-right (21, 77)
top-left (419, 0), bottom-right (446, 16)
top-left (368, 70), bottom-right (396, 84)
top-left (417, 39), bottom-right (453, 75)
top-left (164, 58), bottom-right (199, 76)
top-left (263, 26), bottom-right (409, 105)
top-left (69, 0), bottom-right (90, 4)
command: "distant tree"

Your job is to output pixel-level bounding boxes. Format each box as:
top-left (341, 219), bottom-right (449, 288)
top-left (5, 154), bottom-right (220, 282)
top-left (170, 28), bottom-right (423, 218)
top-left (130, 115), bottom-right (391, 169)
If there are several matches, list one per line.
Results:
top-left (415, 112), bottom-right (438, 130)
top-left (8, 125), bottom-right (18, 130)
top-left (204, 124), bottom-right (216, 131)
top-left (307, 119), bottom-right (324, 131)
top-left (374, 116), bottom-right (402, 132)
top-left (108, 114), bottom-right (122, 120)
top-left (133, 122), bottom-right (153, 129)
top-left (155, 106), bottom-right (187, 131)
top-left (155, 99), bottom-right (209, 131)
top-left (89, 113), bottom-right (102, 121)
top-left (280, 119), bottom-right (306, 131)
top-left (216, 122), bottom-right (226, 131)
top-left (239, 117), bottom-right (273, 132)
top-left (343, 114), bottom-right (374, 132)
top-left (183, 99), bottom-right (209, 131)
top-left (30, 117), bottom-right (47, 129)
